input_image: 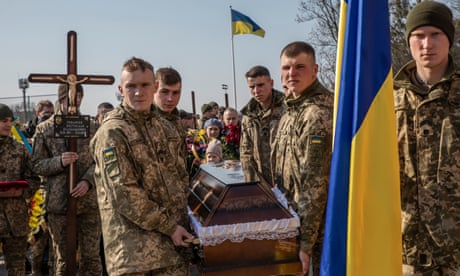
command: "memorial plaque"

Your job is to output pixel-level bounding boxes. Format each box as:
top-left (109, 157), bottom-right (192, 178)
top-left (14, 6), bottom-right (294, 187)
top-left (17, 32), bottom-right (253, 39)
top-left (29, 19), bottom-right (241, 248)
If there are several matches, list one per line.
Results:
top-left (54, 114), bottom-right (90, 138)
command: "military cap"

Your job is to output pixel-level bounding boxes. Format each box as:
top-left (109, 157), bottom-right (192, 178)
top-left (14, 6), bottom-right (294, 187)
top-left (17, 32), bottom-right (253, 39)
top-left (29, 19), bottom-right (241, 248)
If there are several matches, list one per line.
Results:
top-left (0, 103), bottom-right (13, 120)
top-left (405, 1), bottom-right (454, 47)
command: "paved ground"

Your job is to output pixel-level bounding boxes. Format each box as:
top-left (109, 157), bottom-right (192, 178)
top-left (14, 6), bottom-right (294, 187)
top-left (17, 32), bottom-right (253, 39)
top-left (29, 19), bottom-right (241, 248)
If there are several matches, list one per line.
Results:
top-left (0, 254), bottom-right (200, 276)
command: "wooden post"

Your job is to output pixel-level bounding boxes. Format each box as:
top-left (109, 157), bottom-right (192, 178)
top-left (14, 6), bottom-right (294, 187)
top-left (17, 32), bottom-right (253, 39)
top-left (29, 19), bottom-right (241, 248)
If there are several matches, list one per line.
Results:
top-left (28, 30), bottom-right (114, 275)
top-left (225, 93), bottom-right (229, 108)
top-left (191, 90), bottom-right (197, 129)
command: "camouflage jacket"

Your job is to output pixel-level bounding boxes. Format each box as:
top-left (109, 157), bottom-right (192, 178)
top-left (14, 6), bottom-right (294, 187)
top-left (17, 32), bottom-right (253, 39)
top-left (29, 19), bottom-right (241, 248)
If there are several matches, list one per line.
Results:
top-left (394, 57), bottom-right (460, 267)
top-left (31, 113), bottom-right (97, 214)
top-left (90, 104), bottom-right (189, 275)
top-left (0, 136), bottom-right (36, 237)
top-left (152, 105), bottom-right (189, 178)
top-left (240, 89), bottom-right (285, 185)
top-left (272, 79), bottom-right (333, 255)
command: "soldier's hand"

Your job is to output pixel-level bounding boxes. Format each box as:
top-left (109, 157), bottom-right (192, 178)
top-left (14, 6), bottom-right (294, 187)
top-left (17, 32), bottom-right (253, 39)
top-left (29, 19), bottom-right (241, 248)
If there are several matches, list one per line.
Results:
top-left (71, 180), bottom-right (90, 198)
top-left (61, 152), bottom-right (79, 167)
top-left (170, 225), bottom-right (194, 247)
top-left (299, 250), bottom-right (310, 276)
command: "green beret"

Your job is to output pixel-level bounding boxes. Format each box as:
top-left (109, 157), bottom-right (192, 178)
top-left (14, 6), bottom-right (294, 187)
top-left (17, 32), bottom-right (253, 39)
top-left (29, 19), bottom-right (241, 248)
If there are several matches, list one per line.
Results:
top-left (405, 1), bottom-right (454, 48)
top-left (0, 103), bottom-right (14, 120)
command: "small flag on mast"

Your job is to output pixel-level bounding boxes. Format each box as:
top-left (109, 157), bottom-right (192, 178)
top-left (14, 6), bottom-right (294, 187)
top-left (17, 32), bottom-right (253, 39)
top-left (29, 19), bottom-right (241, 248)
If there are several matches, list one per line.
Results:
top-left (231, 9), bottom-right (265, 37)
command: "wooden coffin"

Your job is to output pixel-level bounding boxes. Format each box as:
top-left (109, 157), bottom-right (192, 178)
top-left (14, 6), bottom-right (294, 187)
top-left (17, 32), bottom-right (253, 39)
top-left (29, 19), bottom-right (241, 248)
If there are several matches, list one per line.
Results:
top-left (188, 162), bottom-right (302, 275)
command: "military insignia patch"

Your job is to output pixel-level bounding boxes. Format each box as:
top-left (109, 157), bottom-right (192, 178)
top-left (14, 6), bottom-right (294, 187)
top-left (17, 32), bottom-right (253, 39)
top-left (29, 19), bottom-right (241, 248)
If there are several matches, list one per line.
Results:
top-left (310, 136), bottom-right (323, 144)
top-left (103, 148), bottom-right (116, 162)
top-left (103, 148), bottom-right (120, 177)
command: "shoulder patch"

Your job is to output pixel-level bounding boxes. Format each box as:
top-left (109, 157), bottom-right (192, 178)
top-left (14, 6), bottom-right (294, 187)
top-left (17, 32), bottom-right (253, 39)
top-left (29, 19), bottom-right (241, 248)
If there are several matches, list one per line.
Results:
top-left (310, 136), bottom-right (323, 144)
top-left (103, 147), bottom-right (120, 178)
top-left (103, 148), bottom-right (116, 162)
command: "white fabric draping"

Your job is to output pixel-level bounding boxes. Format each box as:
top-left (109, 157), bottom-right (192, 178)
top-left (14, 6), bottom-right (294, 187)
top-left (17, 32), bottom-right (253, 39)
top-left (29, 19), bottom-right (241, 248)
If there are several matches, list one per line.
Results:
top-left (189, 186), bottom-right (300, 246)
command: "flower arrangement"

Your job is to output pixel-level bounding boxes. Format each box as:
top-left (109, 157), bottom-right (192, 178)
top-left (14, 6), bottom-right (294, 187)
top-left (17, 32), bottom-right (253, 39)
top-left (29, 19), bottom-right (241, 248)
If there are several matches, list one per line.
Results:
top-left (220, 124), bottom-right (241, 160)
top-left (27, 188), bottom-right (46, 245)
top-left (186, 128), bottom-right (208, 177)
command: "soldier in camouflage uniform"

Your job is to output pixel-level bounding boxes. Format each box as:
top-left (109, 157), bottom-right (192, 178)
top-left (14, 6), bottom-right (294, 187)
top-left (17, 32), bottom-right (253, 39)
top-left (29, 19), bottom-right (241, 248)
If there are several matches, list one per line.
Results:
top-left (394, 2), bottom-right (460, 275)
top-left (272, 42), bottom-right (333, 276)
top-left (152, 67), bottom-right (189, 177)
top-left (31, 84), bottom-right (101, 275)
top-left (90, 57), bottom-right (193, 276)
top-left (0, 103), bottom-right (37, 275)
top-left (240, 65), bottom-right (284, 186)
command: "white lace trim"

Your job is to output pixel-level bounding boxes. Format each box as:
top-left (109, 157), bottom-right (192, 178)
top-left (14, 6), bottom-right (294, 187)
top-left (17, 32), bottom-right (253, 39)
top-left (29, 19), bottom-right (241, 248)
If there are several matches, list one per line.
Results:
top-left (189, 186), bottom-right (300, 246)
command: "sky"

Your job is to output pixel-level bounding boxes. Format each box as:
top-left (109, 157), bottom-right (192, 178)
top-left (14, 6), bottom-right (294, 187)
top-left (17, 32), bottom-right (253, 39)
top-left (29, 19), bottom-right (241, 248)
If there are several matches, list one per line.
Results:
top-left (0, 0), bottom-right (311, 117)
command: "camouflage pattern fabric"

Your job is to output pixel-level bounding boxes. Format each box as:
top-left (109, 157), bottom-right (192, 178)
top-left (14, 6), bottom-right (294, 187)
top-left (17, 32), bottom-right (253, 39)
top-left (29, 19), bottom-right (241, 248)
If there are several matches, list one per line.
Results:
top-left (0, 135), bottom-right (37, 275)
top-left (90, 104), bottom-right (190, 276)
top-left (240, 89), bottom-right (285, 185)
top-left (394, 57), bottom-right (460, 272)
top-left (151, 105), bottom-right (189, 186)
top-left (31, 114), bottom-right (101, 275)
top-left (272, 79), bottom-right (333, 275)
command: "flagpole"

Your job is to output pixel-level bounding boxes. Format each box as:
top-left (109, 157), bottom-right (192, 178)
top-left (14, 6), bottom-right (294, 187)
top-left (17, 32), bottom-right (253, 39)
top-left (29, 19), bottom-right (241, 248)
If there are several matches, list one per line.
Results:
top-left (230, 5), bottom-right (237, 109)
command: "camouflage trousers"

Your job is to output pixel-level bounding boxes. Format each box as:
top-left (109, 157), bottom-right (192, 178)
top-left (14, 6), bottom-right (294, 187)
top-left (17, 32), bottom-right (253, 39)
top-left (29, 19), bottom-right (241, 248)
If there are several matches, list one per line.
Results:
top-left (120, 263), bottom-right (189, 276)
top-left (48, 211), bottom-right (101, 276)
top-left (28, 229), bottom-right (54, 276)
top-left (1, 235), bottom-right (27, 276)
top-left (403, 264), bottom-right (460, 276)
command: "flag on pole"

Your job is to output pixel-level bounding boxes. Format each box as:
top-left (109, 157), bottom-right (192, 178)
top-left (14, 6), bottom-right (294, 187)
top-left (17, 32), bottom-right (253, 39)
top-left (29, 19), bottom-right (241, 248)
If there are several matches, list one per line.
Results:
top-left (231, 9), bottom-right (265, 37)
top-left (320, 0), bottom-right (402, 275)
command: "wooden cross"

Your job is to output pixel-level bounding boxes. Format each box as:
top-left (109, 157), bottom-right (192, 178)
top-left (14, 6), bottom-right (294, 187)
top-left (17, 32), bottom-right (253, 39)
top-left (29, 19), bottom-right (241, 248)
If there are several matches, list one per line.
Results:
top-left (28, 30), bottom-right (114, 275)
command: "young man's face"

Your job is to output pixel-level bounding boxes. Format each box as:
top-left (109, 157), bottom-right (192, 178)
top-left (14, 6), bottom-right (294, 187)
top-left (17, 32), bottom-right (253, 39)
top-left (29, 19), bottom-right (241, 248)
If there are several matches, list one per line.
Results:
top-left (409, 26), bottom-right (450, 70)
top-left (154, 81), bottom-right (181, 113)
top-left (281, 52), bottom-right (318, 97)
top-left (247, 75), bottom-right (274, 108)
top-left (0, 117), bottom-right (13, 137)
top-left (118, 69), bottom-right (156, 112)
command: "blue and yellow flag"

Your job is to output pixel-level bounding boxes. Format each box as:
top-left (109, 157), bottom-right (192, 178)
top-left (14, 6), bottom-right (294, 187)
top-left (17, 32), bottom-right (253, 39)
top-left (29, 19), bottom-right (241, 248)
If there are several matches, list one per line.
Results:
top-left (11, 116), bottom-right (32, 153)
top-left (320, 0), bottom-right (402, 275)
top-left (231, 9), bottom-right (265, 37)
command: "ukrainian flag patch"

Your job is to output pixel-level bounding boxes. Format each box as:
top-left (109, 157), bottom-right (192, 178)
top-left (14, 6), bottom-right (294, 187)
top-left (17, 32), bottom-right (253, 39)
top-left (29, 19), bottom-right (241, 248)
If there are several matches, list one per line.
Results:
top-left (310, 136), bottom-right (323, 144)
top-left (103, 148), bottom-right (116, 162)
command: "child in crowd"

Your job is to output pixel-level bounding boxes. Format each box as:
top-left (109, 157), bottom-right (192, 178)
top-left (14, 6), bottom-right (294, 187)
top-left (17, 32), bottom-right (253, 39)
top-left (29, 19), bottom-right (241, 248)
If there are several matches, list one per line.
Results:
top-left (205, 139), bottom-right (223, 163)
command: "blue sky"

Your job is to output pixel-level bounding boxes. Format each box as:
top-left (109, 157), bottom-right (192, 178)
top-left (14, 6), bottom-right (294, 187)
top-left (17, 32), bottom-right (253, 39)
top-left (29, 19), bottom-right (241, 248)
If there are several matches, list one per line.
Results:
top-left (0, 0), bottom-right (311, 116)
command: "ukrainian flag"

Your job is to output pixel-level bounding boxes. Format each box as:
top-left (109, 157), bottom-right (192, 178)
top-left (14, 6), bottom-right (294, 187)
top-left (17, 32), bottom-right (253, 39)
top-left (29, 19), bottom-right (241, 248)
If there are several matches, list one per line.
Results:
top-left (320, 0), bottom-right (402, 275)
top-left (231, 9), bottom-right (265, 37)
top-left (11, 116), bottom-right (32, 153)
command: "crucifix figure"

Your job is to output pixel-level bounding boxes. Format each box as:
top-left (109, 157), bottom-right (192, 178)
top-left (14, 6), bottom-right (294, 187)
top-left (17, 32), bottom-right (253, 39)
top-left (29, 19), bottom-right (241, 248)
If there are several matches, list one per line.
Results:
top-left (28, 30), bottom-right (114, 275)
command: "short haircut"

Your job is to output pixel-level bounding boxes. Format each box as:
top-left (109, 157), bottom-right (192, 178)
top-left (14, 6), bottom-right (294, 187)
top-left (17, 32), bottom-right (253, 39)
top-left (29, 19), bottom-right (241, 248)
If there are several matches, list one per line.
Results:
top-left (97, 102), bottom-right (114, 110)
top-left (245, 65), bottom-right (271, 79)
top-left (280, 41), bottom-right (316, 63)
top-left (35, 100), bottom-right (54, 112)
top-left (122, 57), bottom-right (154, 74)
top-left (156, 67), bottom-right (181, 85)
top-left (224, 107), bottom-right (238, 116)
